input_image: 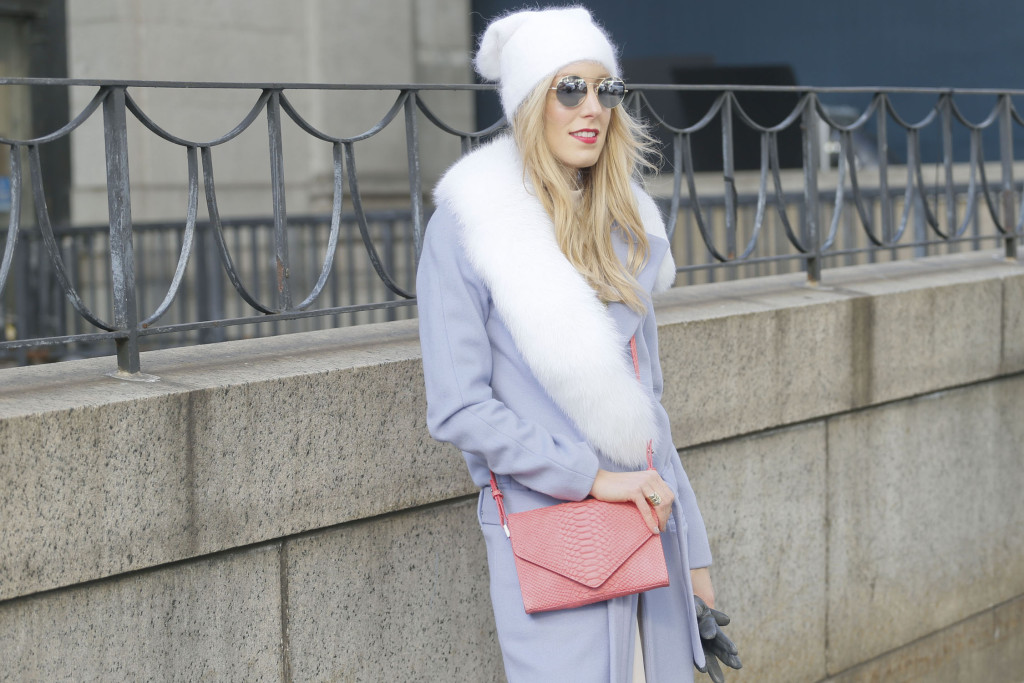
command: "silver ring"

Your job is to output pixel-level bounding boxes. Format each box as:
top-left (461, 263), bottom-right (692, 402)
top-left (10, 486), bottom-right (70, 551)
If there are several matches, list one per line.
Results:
top-left (646, 491), bottom-right (662, 506)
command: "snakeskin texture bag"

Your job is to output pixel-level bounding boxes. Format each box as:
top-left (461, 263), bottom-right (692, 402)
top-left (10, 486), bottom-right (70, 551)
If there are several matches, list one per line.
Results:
top-left (488, 336), bottom-right (670, 613)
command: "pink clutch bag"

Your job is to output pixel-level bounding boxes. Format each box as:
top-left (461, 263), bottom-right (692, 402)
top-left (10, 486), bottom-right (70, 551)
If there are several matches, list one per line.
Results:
top-left (490, 486), bottom-right (670, 613)
top-left (489, 336), bottom-right (670, 614)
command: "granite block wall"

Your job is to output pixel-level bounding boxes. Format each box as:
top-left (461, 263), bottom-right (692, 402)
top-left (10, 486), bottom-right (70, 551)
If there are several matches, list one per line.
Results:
top-left (2, 252), bottom-right (1021, 681)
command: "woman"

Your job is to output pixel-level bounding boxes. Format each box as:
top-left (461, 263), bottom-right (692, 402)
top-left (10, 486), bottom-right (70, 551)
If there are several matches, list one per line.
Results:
top-left (417, 7), bottom-right (730, 681)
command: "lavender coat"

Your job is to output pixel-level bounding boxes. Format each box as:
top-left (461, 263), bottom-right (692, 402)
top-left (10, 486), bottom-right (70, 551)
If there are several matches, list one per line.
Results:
top-left (417, 136), bottom-right (712, 682)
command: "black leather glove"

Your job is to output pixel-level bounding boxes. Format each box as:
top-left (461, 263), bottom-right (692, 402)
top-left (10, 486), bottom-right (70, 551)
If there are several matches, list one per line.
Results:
top-left (694, 596), bottom-right (742, 683)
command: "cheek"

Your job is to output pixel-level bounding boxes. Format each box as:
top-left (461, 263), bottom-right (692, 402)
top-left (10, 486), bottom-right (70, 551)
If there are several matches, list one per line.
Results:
top-left (543, 123), bottom-right (559, 158)
top-left (543, 100), bottom-right (570, 131)
top-left (543, 108), bottom-right (570, 149)
top-left (595, 111), bottom-right (612, 149)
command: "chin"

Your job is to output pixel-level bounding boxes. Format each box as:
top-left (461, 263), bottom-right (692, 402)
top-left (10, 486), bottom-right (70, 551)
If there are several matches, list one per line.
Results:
top-left (561, 151), bottom-right (602, 170)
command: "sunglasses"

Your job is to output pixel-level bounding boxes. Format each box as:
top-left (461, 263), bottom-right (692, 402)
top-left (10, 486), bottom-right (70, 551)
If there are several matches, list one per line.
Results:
top-left (549, 75), bottom-right (627, 109)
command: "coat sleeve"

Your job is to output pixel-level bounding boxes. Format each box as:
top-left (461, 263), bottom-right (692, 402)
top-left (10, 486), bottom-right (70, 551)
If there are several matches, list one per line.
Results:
top-left (645, 301), bottom-right (714, 568)
top-left (416, 206), bottom-right (601, 501)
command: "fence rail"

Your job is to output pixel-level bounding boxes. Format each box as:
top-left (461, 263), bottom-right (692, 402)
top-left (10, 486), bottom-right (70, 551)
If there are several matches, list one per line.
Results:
top-left (1, 78), bottom-right (1022, 375)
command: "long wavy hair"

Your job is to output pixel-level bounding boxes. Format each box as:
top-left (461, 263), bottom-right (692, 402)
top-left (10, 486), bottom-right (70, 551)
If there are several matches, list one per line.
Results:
top-left (512, 72), bottom-right (658, 312)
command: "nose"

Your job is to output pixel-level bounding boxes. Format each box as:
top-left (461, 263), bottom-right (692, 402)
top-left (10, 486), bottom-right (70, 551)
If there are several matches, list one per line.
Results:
top-left (578, 85), bottom-right (603, 117)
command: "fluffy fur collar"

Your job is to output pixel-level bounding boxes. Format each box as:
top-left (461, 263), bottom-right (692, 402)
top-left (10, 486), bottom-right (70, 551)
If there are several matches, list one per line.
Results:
top-left (433, 136), bottom-right (676, 468)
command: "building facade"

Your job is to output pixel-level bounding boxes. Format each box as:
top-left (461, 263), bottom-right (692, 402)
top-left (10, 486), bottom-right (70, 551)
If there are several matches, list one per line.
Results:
top-left (2, 0), bottom-right (474, 225)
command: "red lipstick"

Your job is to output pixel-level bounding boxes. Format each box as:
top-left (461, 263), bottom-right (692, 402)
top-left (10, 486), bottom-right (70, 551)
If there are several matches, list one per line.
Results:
top-left (570, 129), bottom-right (599, 144)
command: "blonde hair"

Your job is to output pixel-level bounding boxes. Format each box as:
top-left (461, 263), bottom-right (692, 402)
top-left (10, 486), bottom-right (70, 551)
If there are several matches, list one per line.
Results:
top-left (512, 76), bottom-right (658, 312)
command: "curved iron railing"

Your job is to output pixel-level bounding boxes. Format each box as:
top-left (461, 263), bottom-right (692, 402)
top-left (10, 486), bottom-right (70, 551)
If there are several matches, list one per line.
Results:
top-left (0, 79), bottom-right (1022, 375)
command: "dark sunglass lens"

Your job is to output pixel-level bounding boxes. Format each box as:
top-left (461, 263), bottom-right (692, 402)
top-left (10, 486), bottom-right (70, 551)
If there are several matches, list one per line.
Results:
top-left (555, 77), bottom-right (588, 107)
top-left (597, 79), bottom-right (626, 108)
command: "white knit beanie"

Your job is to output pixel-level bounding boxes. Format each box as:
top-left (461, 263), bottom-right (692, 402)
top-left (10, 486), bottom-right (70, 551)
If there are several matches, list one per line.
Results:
top-left (474, 6), bottom-right (621, 120)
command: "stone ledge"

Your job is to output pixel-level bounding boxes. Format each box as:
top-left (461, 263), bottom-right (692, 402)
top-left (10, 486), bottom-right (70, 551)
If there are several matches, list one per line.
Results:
top-left (1, 253), bottom-right (1021, 601)
top-left (0, 318), bottom-right (424, 418)
top-left (0, 320), bottom-right (474, 600)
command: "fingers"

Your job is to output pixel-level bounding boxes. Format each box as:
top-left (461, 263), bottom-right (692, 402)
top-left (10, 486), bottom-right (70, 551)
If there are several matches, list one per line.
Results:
top-left (641, 478), bottom-right (674, 532)
top-left (636, 480), bottom-right (668, 534)
top-left (697, 610), bottom-right (718, 640)
top-left (709, 630), bottom-right (738, 657)
top-left (710, 606), bottom-right (731, 628)
top-left (638, 495), bottom-right (671, 533)
top-left (589, 469), bottom-right (674, 534)
top-left (638, 491), bottom-right (662, 533)
top-left (718, 650), bottom-right (743, 671)
top-left (696, 595), bottom-right (742, 679)
top-left (704, 649), bottom-right (725, 683)
top-left (709, 641), bottom-right (742, 671)
top-left (633, 496), bottom-right (660, 535)
top-left (703, 619), bottom-right (741, 672)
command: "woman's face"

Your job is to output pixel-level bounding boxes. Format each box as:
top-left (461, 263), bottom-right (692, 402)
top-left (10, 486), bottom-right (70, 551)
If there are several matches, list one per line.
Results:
top-left (543, 61), bottom-right (613, 170)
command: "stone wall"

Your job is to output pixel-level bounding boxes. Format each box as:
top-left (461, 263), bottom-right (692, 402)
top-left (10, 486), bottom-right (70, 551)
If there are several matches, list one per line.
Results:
top-left (1, 251), bottom-right (1022, 681)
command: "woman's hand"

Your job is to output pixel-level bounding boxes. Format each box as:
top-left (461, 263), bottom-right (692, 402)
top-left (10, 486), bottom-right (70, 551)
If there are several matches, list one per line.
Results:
top-left (690, 566), bottom-right (715, 609)
top-left (588, 468), bottom-right (674, 534)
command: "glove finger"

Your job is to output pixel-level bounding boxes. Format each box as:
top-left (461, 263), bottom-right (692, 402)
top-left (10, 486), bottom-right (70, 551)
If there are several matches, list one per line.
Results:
top-left (705, 652), bottom-right (725, 683)
top-left (711, 629), bottom-right (738, 656)
top-left (706, 640), bottom-right (733, 664)
top-left (716, 651), bottom-right (741, 671)
top-left (697, 613), bottom-right (719, 640)
top-left (706, 636), bottom-right (742, 670)
top-left (709, 607), bottom-right (731, 627)
top-left (720, 652), bottom-right (743, 671)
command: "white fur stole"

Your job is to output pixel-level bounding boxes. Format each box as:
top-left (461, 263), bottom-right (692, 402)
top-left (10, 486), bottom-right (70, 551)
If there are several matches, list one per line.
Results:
top-left (433, 136), bottom-right (676, 467)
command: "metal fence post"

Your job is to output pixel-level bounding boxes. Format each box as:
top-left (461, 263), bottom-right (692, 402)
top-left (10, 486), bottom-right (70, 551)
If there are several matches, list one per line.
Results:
top-left (876, 97), bottom-right (893, 248)
top-left (267, 90), bottom-right (292, 311)
top-left (721, 94), bottom-right (737, 262)
top-left (404, 91), bottom-right (424, 263)
top-left (802, 95), bottom-right (822, 284)
top-left (102, 86), bottom-right (142, 375)
top-left (941, 96), bottom-right (956, 238)
top-left (999, 94), bottom-right (1018, 260)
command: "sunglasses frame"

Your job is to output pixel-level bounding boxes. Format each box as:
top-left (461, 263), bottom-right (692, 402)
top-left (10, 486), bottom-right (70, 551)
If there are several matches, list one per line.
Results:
top-left (549, 75), bottom-right (628, 110)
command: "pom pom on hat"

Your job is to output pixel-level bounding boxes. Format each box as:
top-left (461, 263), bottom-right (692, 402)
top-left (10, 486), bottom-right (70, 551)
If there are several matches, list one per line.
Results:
top-left (474, 7), bottom-right (620, 120)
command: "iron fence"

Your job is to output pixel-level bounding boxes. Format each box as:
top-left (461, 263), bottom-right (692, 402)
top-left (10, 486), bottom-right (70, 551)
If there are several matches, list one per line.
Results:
top-left (1, 78), bottom-right (1022, 376)
top-left (5, 211), bottom-right (419, 365)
